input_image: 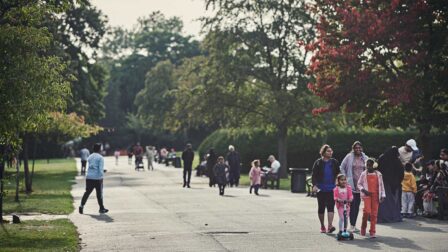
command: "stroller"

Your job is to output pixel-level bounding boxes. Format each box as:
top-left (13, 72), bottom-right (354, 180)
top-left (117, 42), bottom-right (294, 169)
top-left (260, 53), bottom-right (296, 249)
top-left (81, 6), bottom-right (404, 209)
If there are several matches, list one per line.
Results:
top-left (135, 155), bottom-right (144, 171)
top-left (337, 200), bottom-right (354, 241)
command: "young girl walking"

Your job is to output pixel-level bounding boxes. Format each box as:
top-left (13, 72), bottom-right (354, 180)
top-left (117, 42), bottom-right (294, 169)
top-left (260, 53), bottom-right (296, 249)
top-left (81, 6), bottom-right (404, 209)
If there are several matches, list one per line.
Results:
top-left (357, 158), bottom-right (386, 238)
top-left (249, 160), bottom-right (262, 195)
top-left (333, 174), bottom-right (353, 235)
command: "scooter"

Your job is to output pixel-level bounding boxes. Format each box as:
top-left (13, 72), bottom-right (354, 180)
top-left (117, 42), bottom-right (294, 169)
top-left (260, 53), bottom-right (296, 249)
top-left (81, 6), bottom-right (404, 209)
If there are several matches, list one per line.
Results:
top-left (337, 200), bottom-right (354, 241)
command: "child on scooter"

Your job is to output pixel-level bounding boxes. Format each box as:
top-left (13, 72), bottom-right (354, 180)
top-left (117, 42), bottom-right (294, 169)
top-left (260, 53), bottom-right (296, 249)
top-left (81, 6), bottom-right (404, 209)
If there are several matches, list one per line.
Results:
top-left (357, 158), bottom-right (386, 238)
top-left (333, 174), bottom-right (353, 235)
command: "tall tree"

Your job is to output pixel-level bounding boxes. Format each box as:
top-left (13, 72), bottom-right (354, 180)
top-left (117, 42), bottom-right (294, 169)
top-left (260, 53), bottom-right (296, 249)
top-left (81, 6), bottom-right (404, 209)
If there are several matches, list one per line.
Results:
top-left (307, 0), bottom-right (448, 157)
top-left (176, 0), bottom-right (317, 177)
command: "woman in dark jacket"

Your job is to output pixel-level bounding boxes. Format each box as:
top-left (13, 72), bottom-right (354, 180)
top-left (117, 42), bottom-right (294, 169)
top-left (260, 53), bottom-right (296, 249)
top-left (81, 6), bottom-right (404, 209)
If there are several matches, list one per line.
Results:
top-left (312, 144), bottom-right (340, 233)
top-left (377, 146), bottom-right (404, 223)
top-left (206, 148), bottom-right (217, 187)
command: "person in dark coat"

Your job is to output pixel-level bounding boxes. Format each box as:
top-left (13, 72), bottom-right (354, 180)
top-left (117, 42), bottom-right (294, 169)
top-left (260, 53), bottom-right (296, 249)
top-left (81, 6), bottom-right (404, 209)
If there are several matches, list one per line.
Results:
top-left (214, 156), bottom-right (229, 196)
top-left (226, 145), bottom-right (241, 187)
top-left (206, 148), bottom-right (217, 187)
top-left (377, 146), bottom-right (404, 223)
top-left (181, 143), bottom-right (195, 188)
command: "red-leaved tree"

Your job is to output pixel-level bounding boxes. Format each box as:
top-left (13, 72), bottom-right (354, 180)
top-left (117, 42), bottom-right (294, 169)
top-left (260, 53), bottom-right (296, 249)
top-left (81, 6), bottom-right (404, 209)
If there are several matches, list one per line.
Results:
top-left (307, 0), bottom-right (448, 156)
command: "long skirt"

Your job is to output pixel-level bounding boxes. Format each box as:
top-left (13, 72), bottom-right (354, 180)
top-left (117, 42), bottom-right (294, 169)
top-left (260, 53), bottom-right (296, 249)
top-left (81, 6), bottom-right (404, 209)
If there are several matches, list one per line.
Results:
top-left (377, 183), bottom-right (402, 223)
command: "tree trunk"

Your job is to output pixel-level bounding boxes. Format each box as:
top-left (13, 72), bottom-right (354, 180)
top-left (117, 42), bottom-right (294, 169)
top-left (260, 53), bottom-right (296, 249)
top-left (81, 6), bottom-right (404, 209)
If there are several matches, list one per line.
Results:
top-left (30, 136), bottom-right (37, 190)
top-left (23, 135), bottom-right (32, 194)
top-left (0, 148), bottom-right (5, 221)
top-left (277, 124), bottom-right (288, 179)
top-left (418, 125), bottom-right (431, 160)
top-left (15, 151), bottom-right (20, 202)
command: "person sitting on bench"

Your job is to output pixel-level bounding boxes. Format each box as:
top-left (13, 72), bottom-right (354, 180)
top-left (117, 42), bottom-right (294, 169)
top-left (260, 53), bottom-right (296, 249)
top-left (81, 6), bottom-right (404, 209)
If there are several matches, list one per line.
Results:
top-left (261, 155), bottom-right (281, 187)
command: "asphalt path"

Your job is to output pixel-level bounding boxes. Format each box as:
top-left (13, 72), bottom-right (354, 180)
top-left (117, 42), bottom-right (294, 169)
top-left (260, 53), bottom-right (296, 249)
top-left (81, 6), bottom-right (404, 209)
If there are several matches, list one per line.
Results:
top-left (70, 157), bottom-right (448, 251)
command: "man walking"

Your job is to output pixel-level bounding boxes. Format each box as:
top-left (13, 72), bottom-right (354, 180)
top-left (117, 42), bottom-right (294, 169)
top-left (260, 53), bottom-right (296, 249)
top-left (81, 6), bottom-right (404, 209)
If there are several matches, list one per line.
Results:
top-left (182, 144), bottom-right (195, 188)
top-left (79, 143), bottom-right (109, 214)
top-left (79, 146), bottom-right (90, 175)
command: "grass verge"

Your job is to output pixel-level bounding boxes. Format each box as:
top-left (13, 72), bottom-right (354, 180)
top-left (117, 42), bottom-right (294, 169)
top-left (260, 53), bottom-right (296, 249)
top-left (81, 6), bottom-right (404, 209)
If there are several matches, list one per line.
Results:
top-left (239, 174), bottom-right (292, 191)
top-left (0, 219), bottom-right (78, 252)
top-left (3, 159), bottom-right (76, 214)
top-left (1, 159), bottom-right (78, 252)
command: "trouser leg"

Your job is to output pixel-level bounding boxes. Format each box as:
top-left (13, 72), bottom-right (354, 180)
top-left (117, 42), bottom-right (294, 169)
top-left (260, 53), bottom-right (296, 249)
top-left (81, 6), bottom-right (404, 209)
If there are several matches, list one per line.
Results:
top-left (94, 179), bottom-right (104, 209)
top-left (183, 169), bottom-right (187, 185)
top-left (407, 193), bottom-right (415, 214)
top-left (254, 184), bottom-right (259, 194)
top-left (81, 179), bottom-right (95, 206)
top-left (370, 194), bottom-right (379, 234)
top-left (361, 197), bottom-right (372, 231)
top-left (338, 207), bottom-right (344, 231)
top-left (350, 193), bottom-right (361, 226)
top-left (187, 168), bottom-right (192, 185)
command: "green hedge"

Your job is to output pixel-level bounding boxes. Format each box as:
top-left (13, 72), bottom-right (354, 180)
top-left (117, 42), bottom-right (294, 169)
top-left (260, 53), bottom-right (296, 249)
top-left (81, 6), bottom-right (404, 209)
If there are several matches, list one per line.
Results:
top-left (198, 129), bottom-right (448, 174)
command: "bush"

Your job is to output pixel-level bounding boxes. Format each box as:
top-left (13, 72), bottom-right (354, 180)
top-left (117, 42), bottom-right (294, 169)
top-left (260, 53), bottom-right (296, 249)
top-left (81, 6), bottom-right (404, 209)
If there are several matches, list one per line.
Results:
top-left (198, 129), bottom-right (448, 174)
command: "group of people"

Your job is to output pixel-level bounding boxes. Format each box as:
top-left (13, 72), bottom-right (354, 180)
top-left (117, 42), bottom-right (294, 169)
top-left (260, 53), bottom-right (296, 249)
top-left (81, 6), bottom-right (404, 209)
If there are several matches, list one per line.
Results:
top-left (311, 139), bottom-right (448, 239)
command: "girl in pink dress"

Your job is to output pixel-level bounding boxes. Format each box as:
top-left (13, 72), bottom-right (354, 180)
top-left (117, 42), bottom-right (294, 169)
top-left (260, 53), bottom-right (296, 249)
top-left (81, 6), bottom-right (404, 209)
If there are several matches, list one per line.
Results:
top-left (333, 174), bottom-right (353, 235)
top-left (249, 160), bottom-right (262, 195)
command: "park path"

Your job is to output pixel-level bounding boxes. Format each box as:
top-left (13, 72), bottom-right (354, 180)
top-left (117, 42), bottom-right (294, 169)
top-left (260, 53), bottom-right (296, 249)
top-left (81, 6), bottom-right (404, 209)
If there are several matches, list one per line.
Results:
top-left (70, 156), bottom-right (448, 252)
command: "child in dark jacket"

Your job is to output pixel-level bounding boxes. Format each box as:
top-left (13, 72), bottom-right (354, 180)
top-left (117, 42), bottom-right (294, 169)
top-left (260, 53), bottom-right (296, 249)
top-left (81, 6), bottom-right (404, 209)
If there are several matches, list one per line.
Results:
top-left (214, 156), bottom-right (229, 196)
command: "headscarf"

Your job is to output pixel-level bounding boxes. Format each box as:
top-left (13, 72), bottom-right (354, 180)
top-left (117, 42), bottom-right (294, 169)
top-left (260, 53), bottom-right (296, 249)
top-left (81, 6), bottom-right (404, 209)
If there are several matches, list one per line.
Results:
top-left (378, 146), bottom-right (404, 192)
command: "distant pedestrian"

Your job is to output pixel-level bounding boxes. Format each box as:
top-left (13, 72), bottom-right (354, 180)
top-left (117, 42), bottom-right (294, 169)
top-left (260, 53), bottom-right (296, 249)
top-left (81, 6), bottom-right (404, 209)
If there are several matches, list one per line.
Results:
top-left (226, 145), bottom-right (241, 187)
top-left (182, 144), bottom-right (195, 188)
top-left (357, 158), bottom-right (385, 238)
top-left (127, 146), bottom-right (133, 165)
top-left (79, 143), bottom-right (109, 214)
top-left (114, 149), bottom-right (120, 165)
top-left (146, 146), bottom-right (155, 171)
top-left (214, 156), bottom-right (229, 196)
top-left (206, 148), bottom-right (217, 187)
top-left (249, 159), bottom-right (262, 195)
top-left (311, 144), bottom-right (339, 234)
top-left (79, 146), bottom-right (90, 175)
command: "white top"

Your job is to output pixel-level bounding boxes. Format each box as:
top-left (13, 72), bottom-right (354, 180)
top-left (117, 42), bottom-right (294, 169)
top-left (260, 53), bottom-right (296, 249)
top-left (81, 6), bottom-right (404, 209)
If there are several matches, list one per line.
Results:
top-left (271, 160), bottom-right (281, 173)
top-left (398, 146), bottom-right (412, 165)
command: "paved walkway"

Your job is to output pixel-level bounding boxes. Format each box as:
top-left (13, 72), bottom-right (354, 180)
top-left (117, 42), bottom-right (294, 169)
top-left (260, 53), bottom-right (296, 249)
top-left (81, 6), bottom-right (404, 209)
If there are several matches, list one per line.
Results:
top-left (70, 157), bottom-right (448, 251)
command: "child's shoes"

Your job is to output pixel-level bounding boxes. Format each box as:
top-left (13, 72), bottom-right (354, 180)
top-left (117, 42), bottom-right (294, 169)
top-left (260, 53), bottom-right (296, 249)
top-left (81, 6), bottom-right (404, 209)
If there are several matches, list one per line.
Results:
top-left (320, 226), bottom-right (326, 233)
top-left (370, 232), bottom-right (376, 238)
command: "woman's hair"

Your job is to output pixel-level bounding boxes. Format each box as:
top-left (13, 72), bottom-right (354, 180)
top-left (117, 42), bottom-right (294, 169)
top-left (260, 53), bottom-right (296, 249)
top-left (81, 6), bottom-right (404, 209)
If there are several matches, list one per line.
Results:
top-left (251, 159), bottom-right (260, 167)
top-left (336, 174), bottom-right (346, 186)
top-left (352, 141), bottom-right (362, 150)
top-left (320, 144), bottom-right (331, 156)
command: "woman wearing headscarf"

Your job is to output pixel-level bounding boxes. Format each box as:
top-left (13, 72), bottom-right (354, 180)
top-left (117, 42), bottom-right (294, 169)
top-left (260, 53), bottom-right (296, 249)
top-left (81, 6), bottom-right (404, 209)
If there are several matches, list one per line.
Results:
top-left (206, 148), bottom-right (217, 187)
top-left (340, 141), bottom-right (368, 232)
top-left (377, 146), bottom-right (404, 223)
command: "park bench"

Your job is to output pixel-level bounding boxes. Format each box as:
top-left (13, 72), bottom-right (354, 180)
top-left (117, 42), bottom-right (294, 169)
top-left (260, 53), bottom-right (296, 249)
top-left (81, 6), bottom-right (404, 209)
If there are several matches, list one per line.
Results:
top-left (262, 171), bottom-right (280, 189)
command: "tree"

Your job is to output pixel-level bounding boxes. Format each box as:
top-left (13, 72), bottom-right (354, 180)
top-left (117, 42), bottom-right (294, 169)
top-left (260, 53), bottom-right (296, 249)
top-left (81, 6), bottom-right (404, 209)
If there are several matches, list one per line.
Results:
top-left (102, 12), bottom-right (200, 130)
top-left (307, 0), bottom-right (448, 157)
top-left (174, 0), bottom-right (317, 177)
top-left (46, 0), bottom-right (108, 123)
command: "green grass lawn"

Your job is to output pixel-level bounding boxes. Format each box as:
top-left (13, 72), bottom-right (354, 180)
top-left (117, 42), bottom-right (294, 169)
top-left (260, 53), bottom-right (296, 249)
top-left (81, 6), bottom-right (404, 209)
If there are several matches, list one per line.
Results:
top-left (1, 159), bottom-right (78, 252)
top-left (0, 219), bottom-right (78, 252)
top-left (2, 159), bottom-right (76, 214)
top-left (239, 174), bottom-right (292, 191)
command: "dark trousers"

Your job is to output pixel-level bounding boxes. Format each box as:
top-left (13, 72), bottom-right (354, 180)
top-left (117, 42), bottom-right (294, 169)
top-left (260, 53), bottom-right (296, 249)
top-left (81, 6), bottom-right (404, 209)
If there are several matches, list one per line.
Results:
top-left (81, 179), bottom-right (104, 209)
top-left (81, 160), bottom-right (87, 174)
top-left (317, 191), bottom-right (335, 214)
top-left (437, 187), bottom-right (447, 219)
top-left (250, 184), bottom-right (260, 194)
top-left (350, 193), bottom-right (361, 226)
top-left (229, 171), bottom-right (240, 187)
top-left (218, 184), bottom-right (226, 195)
top-left (183, 164), bottom-right (192, 185)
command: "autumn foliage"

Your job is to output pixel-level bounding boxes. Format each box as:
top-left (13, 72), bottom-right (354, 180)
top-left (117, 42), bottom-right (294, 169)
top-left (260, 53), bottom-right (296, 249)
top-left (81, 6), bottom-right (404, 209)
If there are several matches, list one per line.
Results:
top-left (307, 0), bottom-right (447, 127)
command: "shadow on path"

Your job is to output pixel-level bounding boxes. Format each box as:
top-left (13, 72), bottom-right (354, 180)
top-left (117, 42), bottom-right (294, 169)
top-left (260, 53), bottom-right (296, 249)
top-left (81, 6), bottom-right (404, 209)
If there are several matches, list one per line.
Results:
top-left (86, 214), bottom-right (114, 223)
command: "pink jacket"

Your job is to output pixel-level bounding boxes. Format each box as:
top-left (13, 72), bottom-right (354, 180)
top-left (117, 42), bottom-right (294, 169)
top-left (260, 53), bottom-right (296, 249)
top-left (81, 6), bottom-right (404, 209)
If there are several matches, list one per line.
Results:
top-left (333, 185), bottom-right (353, 209)
top-left (357, 170), bottom-right (386, 200)
top-left (249, 166), bottom-right (262, 185)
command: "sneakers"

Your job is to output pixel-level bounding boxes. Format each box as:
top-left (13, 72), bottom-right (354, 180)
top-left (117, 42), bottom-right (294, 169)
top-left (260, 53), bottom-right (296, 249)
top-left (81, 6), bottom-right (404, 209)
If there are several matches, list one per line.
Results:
top-left (320, 226), bottom-right (327, 233)
top-left (349, 226), bottom-right (360, 233)
top-left (327, 226), bottom-right (336, 233)
top-left (79, 206), bottom-right (83, 214)
top-left (99, 208), bottom-right (109, 214)
top-left (370, 232), bottom-right (376, 238)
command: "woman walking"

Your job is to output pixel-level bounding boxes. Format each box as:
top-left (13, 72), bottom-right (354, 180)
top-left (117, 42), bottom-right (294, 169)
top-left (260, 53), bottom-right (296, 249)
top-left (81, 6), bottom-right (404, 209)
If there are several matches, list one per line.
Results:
top-left (206, 148), bottom-right (217, 187)
top-left (340, 141), bottom-right (368, 232)
top-left (312, 144), bottom-right (340, 233)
